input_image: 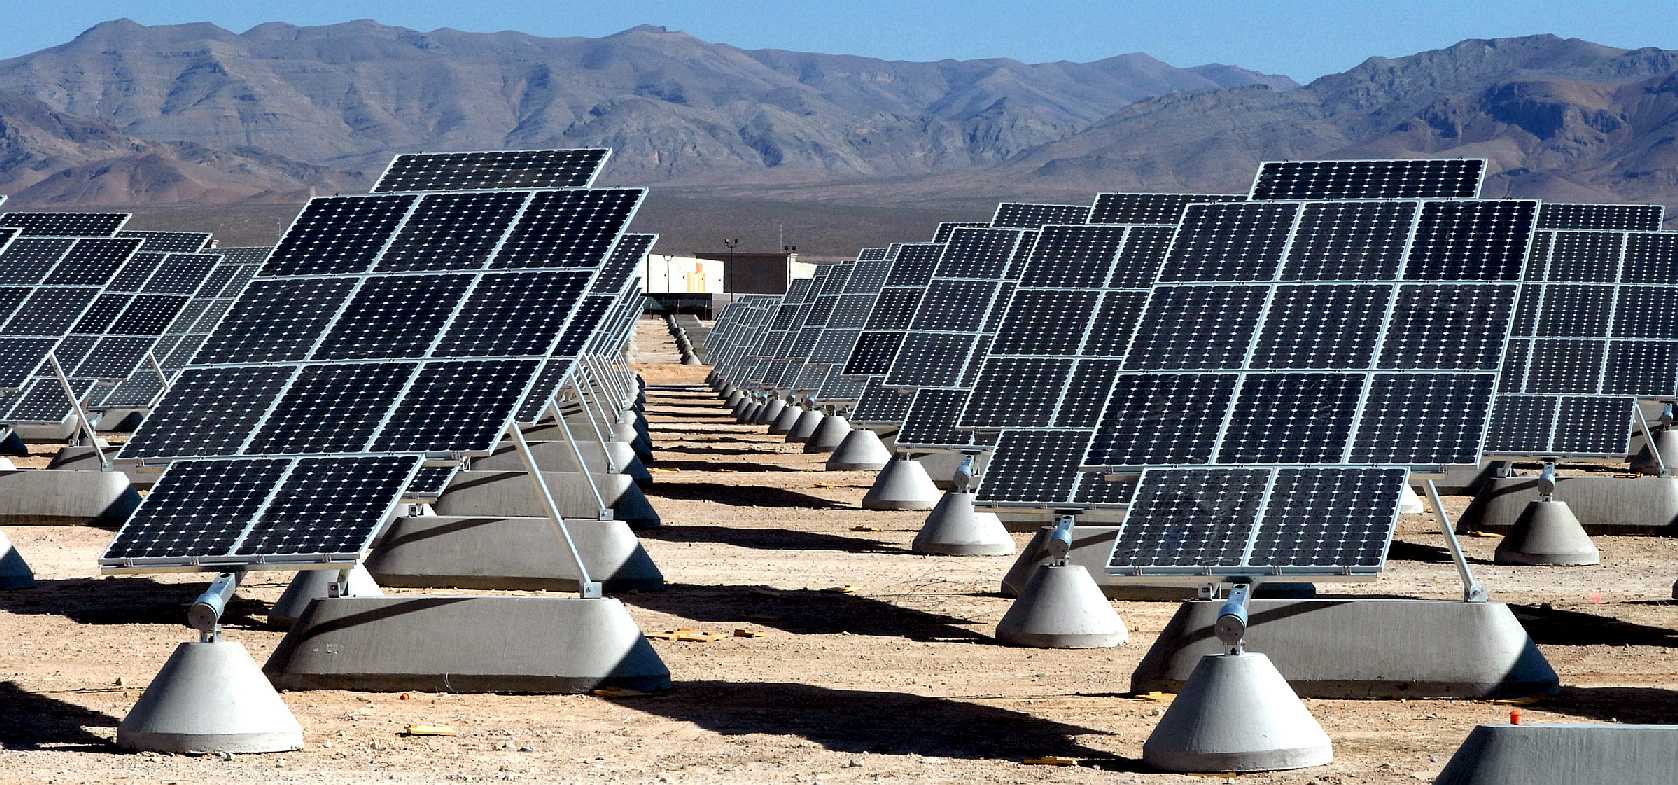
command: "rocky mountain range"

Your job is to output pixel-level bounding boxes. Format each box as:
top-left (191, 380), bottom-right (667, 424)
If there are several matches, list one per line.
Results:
top-left (0, 20), bottom-right (1674, 250)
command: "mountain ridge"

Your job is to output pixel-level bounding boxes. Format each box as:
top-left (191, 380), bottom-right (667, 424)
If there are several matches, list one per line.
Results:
top-left (0, 22), bottom-right (1675, 252)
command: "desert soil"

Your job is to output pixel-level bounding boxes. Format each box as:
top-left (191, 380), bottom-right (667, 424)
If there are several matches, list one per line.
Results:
top-left (0, 318), bottom-right (1674, 784)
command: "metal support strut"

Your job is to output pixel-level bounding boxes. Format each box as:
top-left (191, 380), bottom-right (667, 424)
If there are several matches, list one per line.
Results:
top-left (47, 353), bottom-right (110, 471)
top-left (545, 392), bottom-right (613, 521)
top-left (1636, 404), bottom-right (1669, 477)
top-left (505, 419), bottom-right (602, 598)
top-left (1423, 479), bottom-right (1487, 603)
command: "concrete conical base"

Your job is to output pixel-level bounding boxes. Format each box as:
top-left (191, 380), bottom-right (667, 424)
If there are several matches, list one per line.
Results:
top-left (861, 457), bottom-right (940, 511)
top-left (995, 564), bottom-right (1127, 648)
top-left (0, 457), bottom-right (13, 471)
top-left (804, 414), bottom-right (851, 453)
top-left (117, 640), bottom-right (304, 754)
top-left (1143, 652), bottom-right (1333, 772)
top-left (786, 409), bottom-right (823, 442)
top-left (1495, 499), bottom-right (1600, 566)
top-left (736, 401), bottom-right (763, 424)
top-left (911, 491), bottom-right (1014, 556)
top-left (769, 403), bottom-right (803, 435)
top-left (604, 441), bottom-right (654, 487)
top-left (826, 428), bottom-right (892, 471)
top-left (268, 565), bottom-right (383, 629)
top-left (724, 390), bottom-right (743, 407)
top-left (1400, 483), bottom-right (1425, 514)
top-left (608, 418), bottom-right (640, 443)
top-left (681, 353), bottom-right (702, 366)
top-left (730, 397), bottom-right (753, 420)
top-left (0, 529), bottom-right (35, 589)
top-left (754, 398), bottom-right (786, 427)
top-left (1631, 428), bottom-right (1678, 475)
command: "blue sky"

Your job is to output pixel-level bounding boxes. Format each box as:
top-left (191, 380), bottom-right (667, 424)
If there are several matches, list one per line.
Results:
top-left (4, 0), bottom-right (1675, 82)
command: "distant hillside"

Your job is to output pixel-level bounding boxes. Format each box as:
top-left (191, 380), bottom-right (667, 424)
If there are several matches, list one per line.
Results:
top-left (0, 19), bottom-right (1290, 195)
top-left (963, 35), bottom-right (1678, 220)
top-left (3, 23), bottom-right (1678, 251)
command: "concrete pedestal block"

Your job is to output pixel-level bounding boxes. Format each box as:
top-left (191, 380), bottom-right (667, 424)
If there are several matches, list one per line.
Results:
top-left (118, 641), bottom-right (304, 754)
top-left (1132, 599), bottom-right (1558, 699)
top-left (753, 398), bottom-right (784, 426)
top-left (861, 457), bottom-right (940, 511)
top-left (10, 416), bottom-right (74, 443)
top-left (769, 403), bottom-right (803, 435)
top-left (724, 390), bottom-right (743, 407)
top-left (1629, 428), bottom-right (1678, 476)
top-left (367, 515), bottom-right (663, 592)
top-left (47, 446), bottom-right (156, 489)
top-left (1494, 499), bottom-right (1600, 565)
top-left (0, 469), bottom-right (140, 525)
top-left (911, 491), bottom-right (1014, 556)
top-left (826, 428), bottom-right (891, 470)
top-left (1434, 724), bottom-right (1678, 785)
top-left (1144, 652), bottom-right (1333, 772)
top-left (0, 431), bottom-right (25, 457)
top-left (473, 441), bottom-right (652, 488)
top-left (434, 470), bottom-right (661, 530)
top-left (1457, 475), bottom-right (1678, 535)
top-left (0, 529), bottom-right (35, 589)
top-left (995, 564), bottom-right (1127, 649)
top-left (785, 408), bottom-right (822, 442)
top-left (267, 565), bottom-right (383, 628)
top-left (803, 414), bottom-right (850, 453)
top-left (265, 596), bottom-right (671, 694)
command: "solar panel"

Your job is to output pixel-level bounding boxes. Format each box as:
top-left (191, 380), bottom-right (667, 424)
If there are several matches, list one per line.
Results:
top-left (991, 203), bottom-right (1092, 229)
top-left (1108, 466), bottom-right (1405, 578)
top-left (1089, 193), bottom-right (1244, 226)
top-left (1538, 203), bottom-right (1664, 232)
top-left (0, 212), bottom-right (129, 237)
top-left (117, 231), bottom-right (212, 253)
top-left (373, 149), bottom-right (609, 192)
top-left (1250, 159), bottom-right (1484, 201)
top-left (101, 456), bottom-right (421, 570)
top-left (934, 222), bottom-right (989, 243)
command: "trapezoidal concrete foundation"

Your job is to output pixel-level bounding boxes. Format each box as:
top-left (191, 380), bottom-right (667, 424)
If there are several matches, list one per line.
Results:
top-left (265, 596), bottom-right (671, 694)
top-left (1457, 475), bottom-right (1678, 535)
top-left (434, 470), bottom-right (661, 530)
top-left (0, 469), bottom-right (140, 525)
top-left (1433, 723), bottom-right (1678, 785)
top-left (1131, 598), bottom-right (1558, 699)
top-left (365, 515), bottom-right (663, 592)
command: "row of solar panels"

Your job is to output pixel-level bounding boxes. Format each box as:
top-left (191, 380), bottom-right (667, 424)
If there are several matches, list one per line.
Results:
top-left (96, 148), bottom-right (656, 573)
top-left (705, 158), bottom-right (1672, 579)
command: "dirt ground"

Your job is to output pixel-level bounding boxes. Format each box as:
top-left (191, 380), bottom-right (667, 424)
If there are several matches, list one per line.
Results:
top-left (0, 318), bottom-right (1674, 784)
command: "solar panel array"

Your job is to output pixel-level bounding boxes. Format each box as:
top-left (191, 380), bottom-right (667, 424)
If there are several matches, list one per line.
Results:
top-left (967, 204), bottom-right (1200, 507)
top-left (101, 149), bottom-right (645, 573)
top-left (92, 249), bottom-right (272, 411)
top-left (1087, 160), bottom-right (1537, 579)
top-left (886, 225), bottom-right (1033, 449)
top-left (1485, 204), bottom-right (1671, 457)
top-left (0, 231), bottom-right (201, 423)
